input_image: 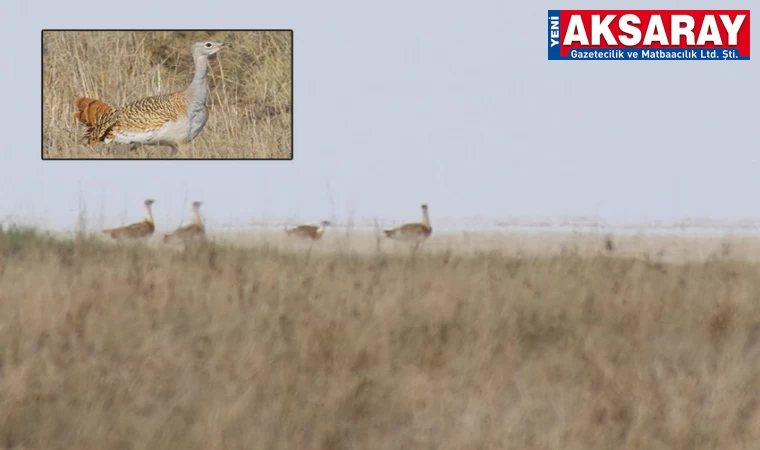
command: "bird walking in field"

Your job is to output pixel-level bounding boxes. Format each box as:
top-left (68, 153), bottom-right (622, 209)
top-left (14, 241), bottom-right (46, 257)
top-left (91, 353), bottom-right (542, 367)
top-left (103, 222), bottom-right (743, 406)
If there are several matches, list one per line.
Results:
top-left (286, 220), bottom-right (332, 240)
top-left (72, 41), bottom-right (230, 155)
top-left (163, 201), bottom-right (206, 243)
top-left (102, 199), bottom-right (156, 239)
top-left (384, 204), bottom-right (432, 248)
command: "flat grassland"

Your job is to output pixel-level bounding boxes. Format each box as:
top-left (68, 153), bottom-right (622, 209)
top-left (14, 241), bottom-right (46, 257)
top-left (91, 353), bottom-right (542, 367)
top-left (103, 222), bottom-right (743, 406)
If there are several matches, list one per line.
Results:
top-left (42, 30), bottom-right (292, 160)
top-left (1, 227), bottom-right (759, 449)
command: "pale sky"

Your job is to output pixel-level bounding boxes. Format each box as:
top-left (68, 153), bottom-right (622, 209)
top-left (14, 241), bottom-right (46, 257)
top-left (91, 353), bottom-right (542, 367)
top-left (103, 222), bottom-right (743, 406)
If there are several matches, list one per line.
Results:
top-left (0, 0), bottom-right (757, 232)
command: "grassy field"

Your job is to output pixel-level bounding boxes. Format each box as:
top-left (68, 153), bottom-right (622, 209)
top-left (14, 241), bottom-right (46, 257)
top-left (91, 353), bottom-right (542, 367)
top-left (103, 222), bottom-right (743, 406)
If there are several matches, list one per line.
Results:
top-left (1, 226), bottom-right (759, 449)
top-left (42, 30), bottom-right (292, 160)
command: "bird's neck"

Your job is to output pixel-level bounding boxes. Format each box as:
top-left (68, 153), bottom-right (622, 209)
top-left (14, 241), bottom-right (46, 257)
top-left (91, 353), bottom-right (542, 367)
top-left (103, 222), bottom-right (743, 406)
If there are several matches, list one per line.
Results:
top-left (144, 205), bottom-right (154, 224)
top-left (192, 209), bottom-right (202, 226)
top-left (186, 55), bottom-right (209, 107)
top-left (421, 210), bottom-right (430, 227)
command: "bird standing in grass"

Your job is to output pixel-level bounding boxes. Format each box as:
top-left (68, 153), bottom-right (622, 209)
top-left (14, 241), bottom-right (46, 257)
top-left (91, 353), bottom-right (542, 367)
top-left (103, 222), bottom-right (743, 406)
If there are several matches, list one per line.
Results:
top-left (286, 220), bottom-right (332, 240)
top-left (103, 199), bottom-right (156, 239)
top-left (384, 204), bottom-right (432, 247)
top-left (163, 201), bottom-right (206, 243)
top-left (72, 41), bottom-right (229, 155)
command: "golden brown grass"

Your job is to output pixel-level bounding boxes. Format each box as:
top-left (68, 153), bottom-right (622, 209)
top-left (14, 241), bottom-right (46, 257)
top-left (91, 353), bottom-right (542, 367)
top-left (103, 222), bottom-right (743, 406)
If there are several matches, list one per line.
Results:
top-left (1, 226), bottom-right (760, 449)
top-left (42, 30), bottom-right (292, 159)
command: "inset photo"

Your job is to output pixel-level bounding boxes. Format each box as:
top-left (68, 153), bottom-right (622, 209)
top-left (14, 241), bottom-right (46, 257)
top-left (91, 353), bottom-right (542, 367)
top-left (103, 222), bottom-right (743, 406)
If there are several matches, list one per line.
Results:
top-left (42, 30), bottom-right (293, 160)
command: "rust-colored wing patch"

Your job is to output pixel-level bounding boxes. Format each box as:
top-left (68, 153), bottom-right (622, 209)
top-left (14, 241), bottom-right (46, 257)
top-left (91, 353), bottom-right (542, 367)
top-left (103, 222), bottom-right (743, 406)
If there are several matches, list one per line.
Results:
top-left (73, 97), bottom-right (114, 125)
top-left (73, 97), bottom-right (118, 144)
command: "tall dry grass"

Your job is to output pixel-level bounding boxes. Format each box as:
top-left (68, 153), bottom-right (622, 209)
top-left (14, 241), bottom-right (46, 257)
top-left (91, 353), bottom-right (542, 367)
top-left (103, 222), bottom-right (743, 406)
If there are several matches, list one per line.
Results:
top-left (1, 226), bottom-right (760, 448)
top-left (42, 30), bottom-right (292, 159)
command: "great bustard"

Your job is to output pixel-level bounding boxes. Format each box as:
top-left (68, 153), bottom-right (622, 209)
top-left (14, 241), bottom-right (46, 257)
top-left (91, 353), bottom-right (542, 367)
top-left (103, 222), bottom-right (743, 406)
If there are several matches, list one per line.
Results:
top-left (163, 201), bottom-right (206, 243)
top-left (103, 199), bottom-right (156, 239)
top-left (286, 220), bottom-right (332, 240)
top-left (384, 204), bottom-right (432, 244)
top-left (72, 41), bottom-right (230, 155)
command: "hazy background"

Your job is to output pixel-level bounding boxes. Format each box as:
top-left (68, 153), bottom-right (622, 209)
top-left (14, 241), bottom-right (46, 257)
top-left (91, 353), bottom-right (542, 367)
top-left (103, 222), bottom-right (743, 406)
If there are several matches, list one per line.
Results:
top-left (0, 0), bottom-right (757, 232)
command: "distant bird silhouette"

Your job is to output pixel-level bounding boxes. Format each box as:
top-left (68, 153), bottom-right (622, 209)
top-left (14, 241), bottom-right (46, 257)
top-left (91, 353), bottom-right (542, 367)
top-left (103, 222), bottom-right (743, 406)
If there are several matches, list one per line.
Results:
top-left (102, 199), bottom-right (155, 239)
top-left (163, 201), bottom-right (206, 243)
top-left (384, 204), bottom-right (432, 245)
top-left (286, 220), bottom-right (332, 240)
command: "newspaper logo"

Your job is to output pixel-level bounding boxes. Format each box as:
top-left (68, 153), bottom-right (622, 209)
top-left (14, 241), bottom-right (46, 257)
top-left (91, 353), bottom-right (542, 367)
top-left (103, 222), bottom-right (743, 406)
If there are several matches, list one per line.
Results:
top-left (548, 10), bottom-right (750, 60)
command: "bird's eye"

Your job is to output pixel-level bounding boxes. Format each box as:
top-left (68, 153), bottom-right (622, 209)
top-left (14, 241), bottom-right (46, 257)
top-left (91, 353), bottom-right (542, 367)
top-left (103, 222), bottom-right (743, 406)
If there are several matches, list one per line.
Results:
top-left (205, 42), bottom-right (212, 48)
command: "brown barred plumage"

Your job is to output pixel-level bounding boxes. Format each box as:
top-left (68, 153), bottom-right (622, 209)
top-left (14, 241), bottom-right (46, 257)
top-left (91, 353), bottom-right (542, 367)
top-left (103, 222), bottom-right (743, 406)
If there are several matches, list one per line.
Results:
top-left (103, 199), bottom-right (156, 240)
top-left (72, 41), bottom-right (229, 153)
top-left (286, 221), bottom-right (332, 240)
top-left (384, 204), bottom-right (432, 242)
top-left (163, 201), bottom-right (206, 243)
top-left (73, 93), bottom-right (188, 145)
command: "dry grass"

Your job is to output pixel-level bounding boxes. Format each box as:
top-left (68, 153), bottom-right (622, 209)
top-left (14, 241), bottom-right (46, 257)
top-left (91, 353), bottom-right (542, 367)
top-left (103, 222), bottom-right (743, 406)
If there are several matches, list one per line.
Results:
top-left (213, 227), bottom-right (760, 263)
top-left (1, 226), bottom-right (760, 449)
top-left (42, 30), bottom-right (292, 160)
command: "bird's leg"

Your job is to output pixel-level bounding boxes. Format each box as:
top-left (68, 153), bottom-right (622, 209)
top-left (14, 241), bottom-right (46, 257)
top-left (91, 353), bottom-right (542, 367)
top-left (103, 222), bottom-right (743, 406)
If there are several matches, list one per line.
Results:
top-left (169, 144), bottom-right (179, 156)
top-left (129, 143), bottom-right (139, 152)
